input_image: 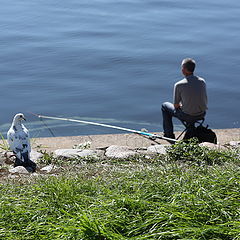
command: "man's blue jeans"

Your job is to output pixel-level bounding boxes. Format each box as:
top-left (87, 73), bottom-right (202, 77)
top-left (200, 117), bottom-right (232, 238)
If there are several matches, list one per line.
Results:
top-left (161, 102), bottom-right (205, 137)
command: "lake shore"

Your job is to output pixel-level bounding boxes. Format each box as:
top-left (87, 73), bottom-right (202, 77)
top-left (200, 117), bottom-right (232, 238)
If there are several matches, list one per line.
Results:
top-left (32, 128), bottom-right (240, 152)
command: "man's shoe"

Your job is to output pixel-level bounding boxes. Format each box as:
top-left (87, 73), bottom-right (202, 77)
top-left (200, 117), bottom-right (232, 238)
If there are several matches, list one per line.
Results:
top-left (163, 133), bottom-right (175, 139)
top-left (163, 133), bottom-right (176, 144)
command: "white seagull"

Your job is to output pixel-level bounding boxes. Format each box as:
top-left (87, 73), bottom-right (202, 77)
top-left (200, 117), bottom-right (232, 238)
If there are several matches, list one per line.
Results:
top-left (7, 113), bottom-right (32, 166)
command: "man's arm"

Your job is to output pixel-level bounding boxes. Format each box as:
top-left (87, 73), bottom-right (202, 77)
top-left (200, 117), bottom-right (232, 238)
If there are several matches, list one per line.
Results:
top-left (173, 84), bottom-right (181, 109)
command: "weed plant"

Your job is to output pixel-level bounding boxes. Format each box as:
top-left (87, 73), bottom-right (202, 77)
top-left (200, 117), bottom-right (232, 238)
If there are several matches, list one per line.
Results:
top-left (0, 140), bottom-right (239, 239)
top-left (0, 132), bottom-right (10, 151)
top-left (167, 138), bottom-right (240, 165)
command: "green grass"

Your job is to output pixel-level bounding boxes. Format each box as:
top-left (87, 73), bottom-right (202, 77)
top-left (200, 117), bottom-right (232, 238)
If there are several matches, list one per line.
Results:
top-left (0, 140), bottom-right (240, 239)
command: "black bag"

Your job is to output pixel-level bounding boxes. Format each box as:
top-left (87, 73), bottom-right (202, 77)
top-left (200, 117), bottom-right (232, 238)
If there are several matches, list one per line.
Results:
top-left (183, 124), bottom-right (217, 144)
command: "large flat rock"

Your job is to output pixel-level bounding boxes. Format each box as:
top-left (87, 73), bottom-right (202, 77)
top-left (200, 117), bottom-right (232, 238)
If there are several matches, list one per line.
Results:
top-left (9, 166), bottom-right (29, 174)
top-left (105, 145), bottom-right (137, 159)
top-left (54, 149), bottom-right (103, 158)
top-left (147, 144), bottom-right (169, 154)
top-left (30, 151), bottom-right (43, 162)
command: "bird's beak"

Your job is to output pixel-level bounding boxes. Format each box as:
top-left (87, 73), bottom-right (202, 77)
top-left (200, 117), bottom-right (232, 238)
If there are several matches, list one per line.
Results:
top-left (22, 117), bottom-right (26, 121)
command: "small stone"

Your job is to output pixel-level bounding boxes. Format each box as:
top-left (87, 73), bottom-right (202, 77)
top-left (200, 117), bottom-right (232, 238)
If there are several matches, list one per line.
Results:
top-left (41, 165), bottom-right (54, 173)
top-left (147, 145), bottom-right (168, 155)
top-left (105, 145), bottom-right (138, 159)
top-left (229, 141), bottom-right (240, 147)
top-left (5, 151), bottom-right (14, 158)
top-left (54, 149), bottom-right (102, 158)
top-left (8, 174), bottom-right (18, 179)
top-left (199, 142), bottom-right (226, 150)
top-left (3, 151), bottom-right (15, 165)
top-left (9, 166), bottom-right (29, 174)
top-left (0, 153), bottom-right (4, 166)
top-left (0, 167), bottom-right (8, 173)
top-left (30, 151), bottom-right (43, 162)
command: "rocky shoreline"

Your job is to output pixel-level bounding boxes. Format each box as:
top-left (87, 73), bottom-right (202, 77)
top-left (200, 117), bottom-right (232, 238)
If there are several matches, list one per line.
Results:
top-left (31, 128), bottom-right (240, 151)
top-left (0, 128), bottom-right (240, 178)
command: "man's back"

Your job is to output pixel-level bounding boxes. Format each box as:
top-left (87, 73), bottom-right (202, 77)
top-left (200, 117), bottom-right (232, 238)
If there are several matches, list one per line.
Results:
top-left (174, 75), bottom-right (207, 116)
top-left (161, 58), bottom-right (208, 139)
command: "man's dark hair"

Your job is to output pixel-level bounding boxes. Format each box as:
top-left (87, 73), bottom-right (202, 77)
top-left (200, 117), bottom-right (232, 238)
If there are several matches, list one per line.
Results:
top-left (182, 58), bottom-right (196, 73)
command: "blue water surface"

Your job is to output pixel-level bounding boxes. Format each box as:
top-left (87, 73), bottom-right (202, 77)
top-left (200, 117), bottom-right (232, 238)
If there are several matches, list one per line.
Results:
top-left (0, 0), bottom-right (239, 137)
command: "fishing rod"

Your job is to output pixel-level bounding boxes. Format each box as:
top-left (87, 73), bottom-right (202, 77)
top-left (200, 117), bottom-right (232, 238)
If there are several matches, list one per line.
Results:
top-left (32, 113), bottom-right (178, 143)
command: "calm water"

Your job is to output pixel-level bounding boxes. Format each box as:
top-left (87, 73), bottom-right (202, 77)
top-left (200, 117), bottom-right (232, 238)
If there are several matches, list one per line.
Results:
top-left (0, 0), bottom-right (240, 137)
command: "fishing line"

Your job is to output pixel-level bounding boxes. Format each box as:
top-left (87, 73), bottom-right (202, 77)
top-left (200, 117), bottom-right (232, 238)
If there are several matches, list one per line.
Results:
top-left (39, 116), bottom-right (56, 137)
top-left (30, 113), bottom-right (178, 142)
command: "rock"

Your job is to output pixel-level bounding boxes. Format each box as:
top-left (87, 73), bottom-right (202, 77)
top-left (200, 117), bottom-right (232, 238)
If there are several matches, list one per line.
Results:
top-left (3, 151), bottom-right (15, 165)
top-left (41, 165), bottom-right (54, 173)
top-left (9, 166), bottom-right (29, 174)
top-left (0, 167), bottom-right (8, 173)
top-left (1, 150), bottom-right (42, 165)
top-left (32, 172), bottom-right (39, 177)
top-left (229, 141), bottom-right (240, 147)
top-left (147, 144), bottom-right (169, 155)
top-left (199, 142), bottom-right (226, 150)
top-left (105, 145), bottom-right (138, 159)
top-left (5, 151), bottom-right (14, 158)
top-left (8, 174), bottom-right (19, 179)
top-left (0, 152), bottom-right (4, 166)
top-left (30, 151), bottom-right (43, 162)
top-left (136, 149), bottom-right (148, 155)
top-left (54, 149), bottom-right (103, 158)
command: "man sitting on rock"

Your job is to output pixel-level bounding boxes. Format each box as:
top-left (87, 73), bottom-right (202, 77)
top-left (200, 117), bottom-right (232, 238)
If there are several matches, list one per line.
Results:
top-left (161, 58), bottom-right (208, 139)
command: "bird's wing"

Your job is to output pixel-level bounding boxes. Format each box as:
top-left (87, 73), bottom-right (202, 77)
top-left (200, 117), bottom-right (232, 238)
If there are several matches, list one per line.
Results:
top-left (7, 128), bottom-right (24, 161)
top-left (7, 127), bottom-right (17, 152)
top-left (7, 128), bottom-right (26, 152)
top-left (22, 126), bottom-right (31, 153)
